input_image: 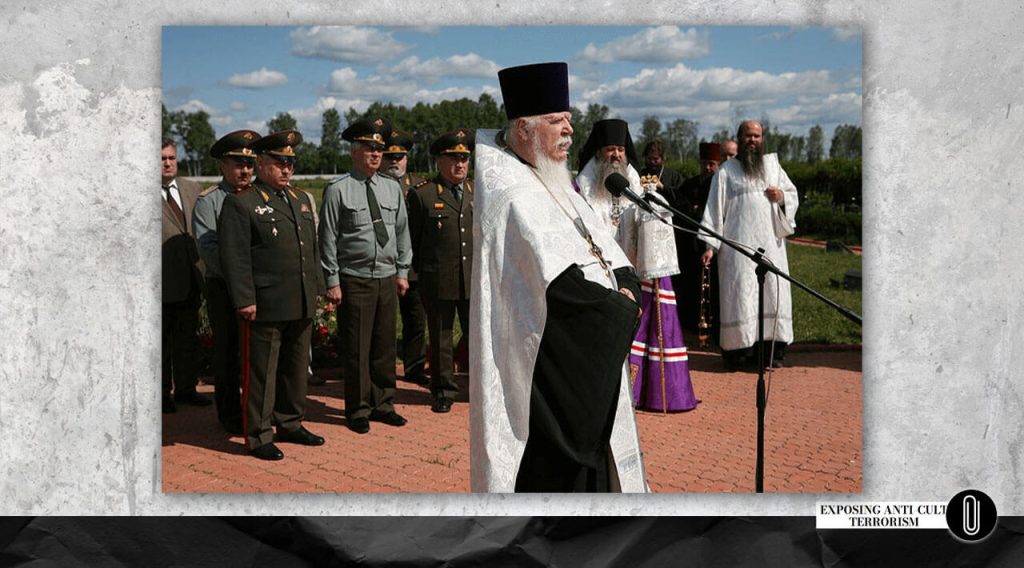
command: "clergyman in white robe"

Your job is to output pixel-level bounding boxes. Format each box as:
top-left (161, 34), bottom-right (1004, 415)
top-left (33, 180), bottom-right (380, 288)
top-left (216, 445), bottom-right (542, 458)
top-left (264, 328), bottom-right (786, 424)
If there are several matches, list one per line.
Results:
top-left (469, 129), bottom-right (648, 493)
top-left (699, 153), bottom-right (799, 352)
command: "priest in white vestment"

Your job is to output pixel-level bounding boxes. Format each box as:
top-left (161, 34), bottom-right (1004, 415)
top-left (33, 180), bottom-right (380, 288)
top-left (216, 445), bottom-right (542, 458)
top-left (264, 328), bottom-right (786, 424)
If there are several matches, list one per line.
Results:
top-left (700, 120), bottom-right (799, 370)
top-left (470, 62), bottom-right (648, 493)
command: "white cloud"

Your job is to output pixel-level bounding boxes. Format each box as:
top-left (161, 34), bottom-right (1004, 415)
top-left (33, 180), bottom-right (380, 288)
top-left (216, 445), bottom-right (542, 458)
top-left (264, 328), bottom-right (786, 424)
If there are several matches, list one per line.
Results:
top-left (571, 63), bottom-right (858, 139)
top-left (383, 53), bottom-right (500, 83)
top-left (832, 26), bottom-right (862, 42)
top-left (576, 26), bottom-right (710, 64)
top-left (175, 99), bottom-right (215, 114)
top-left (579, 64), bottom-right (838, 108)
top-left (229, 101), bottom-right (247, 112)
top-left (223, 68), bottom-right (288, 89)
top-left (325, 67), bottom-right (493, 108)
top-left (290, 26), bottom-right (410, 64)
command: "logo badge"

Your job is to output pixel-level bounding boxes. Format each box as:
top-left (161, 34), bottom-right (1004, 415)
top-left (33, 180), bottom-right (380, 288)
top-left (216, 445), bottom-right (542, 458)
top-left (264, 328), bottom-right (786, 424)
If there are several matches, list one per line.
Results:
top-left (946, 489), bottom-right (998, 542)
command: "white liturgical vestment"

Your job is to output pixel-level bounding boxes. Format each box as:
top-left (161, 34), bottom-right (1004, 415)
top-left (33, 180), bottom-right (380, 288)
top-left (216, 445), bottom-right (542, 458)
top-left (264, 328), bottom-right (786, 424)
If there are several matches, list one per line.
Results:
top-left (699, 153), bottom-right (799, 351)
top-left (469, 129), bottom-right (648, 493)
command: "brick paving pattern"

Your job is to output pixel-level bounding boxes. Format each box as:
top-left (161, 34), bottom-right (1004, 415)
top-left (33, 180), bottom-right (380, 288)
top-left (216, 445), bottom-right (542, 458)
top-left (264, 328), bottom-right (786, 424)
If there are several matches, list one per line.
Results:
top-left (162, 346), bottom-right (861, 493)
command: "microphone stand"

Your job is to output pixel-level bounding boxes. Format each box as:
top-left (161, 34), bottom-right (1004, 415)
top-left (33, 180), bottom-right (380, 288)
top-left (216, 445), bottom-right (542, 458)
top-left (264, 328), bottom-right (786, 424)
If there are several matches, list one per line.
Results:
top-left (642, 190), bottom-right (861, 493)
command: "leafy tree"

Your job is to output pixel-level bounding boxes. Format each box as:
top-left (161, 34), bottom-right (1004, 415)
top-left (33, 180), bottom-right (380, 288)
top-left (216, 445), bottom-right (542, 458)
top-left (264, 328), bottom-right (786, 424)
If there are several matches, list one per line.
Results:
top-left (637, 115), bottom-right (662, 148)
top-left (295, 141), bottom-right (321, 175)
top-left (829, 124), bottom-right (862, 160)
top-left (665, 118), bottom-right (699, 161)
top-left (267, 112), bottom-right (298, 133)
top-left (710, 128), bottom-right (732, 144)
top-left (320, 108), bottom-right (343, 175)
top-left (570, 103), bottom-right (610, 167)
top-left (807, 124), bottom-right (825, 164)
top-left (179, 110), bottom-right (216, 176)
top-left (161, 103), bottom-right (183, 142)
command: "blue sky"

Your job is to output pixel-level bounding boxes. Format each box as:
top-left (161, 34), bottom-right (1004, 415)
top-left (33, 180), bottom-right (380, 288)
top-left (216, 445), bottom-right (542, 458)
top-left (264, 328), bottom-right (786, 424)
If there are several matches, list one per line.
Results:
top-left (162, 25), bottom-right (861, 145)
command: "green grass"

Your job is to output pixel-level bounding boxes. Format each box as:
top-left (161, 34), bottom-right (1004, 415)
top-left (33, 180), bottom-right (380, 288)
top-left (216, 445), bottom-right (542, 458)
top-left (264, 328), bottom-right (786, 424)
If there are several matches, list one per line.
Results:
top-left (290, 177), bottom-right (333, 207)
top-left (787, 244), bottom-right (863, 344)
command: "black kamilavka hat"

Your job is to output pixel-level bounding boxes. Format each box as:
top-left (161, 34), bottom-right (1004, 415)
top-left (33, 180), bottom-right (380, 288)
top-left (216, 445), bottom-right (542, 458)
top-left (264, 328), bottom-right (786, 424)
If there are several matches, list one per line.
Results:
top-left (498, 62), bottom-right (570, 120)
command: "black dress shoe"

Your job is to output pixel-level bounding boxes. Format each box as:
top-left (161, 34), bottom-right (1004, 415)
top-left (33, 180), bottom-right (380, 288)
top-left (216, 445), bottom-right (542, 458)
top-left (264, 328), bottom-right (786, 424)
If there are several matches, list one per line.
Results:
top-left (369, 410), bottom-right (407, 427)
top-left (431, 397), bottom-right (453, 413)
top-left (308, 373), bottom-right (326, 386)
top-left (348, 417), bottom-right (370, 434)
top-left (250, 443), bottom-right (284, 461)
top-left (275, 426), bottom-right (325, 446)
top-left (175, 391), bottom-right (213, 407)
top-left (162, 398), bottom-right (177, 414)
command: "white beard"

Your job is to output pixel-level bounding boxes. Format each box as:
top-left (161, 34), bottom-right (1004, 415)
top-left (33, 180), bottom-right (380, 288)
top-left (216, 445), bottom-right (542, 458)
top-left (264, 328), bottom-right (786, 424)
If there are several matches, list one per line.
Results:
top-left (530, 135), bottom-right (573, 193)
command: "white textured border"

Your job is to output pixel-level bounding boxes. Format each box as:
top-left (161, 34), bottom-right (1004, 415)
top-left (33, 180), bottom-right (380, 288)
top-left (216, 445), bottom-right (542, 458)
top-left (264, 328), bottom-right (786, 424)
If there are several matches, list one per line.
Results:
top-left (1, 1), bottom-right (1021, 515)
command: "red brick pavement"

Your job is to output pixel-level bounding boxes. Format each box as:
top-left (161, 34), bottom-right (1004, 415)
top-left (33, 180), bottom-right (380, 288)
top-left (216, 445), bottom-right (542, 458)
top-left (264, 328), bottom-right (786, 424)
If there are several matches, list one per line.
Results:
top-left (162, 346), bottom-right (860, 493)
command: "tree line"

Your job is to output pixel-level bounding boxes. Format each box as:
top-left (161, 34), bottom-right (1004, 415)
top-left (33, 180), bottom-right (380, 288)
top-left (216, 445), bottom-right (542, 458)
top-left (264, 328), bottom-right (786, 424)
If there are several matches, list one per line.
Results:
top-left (162, 99), bottom-right (862, 176)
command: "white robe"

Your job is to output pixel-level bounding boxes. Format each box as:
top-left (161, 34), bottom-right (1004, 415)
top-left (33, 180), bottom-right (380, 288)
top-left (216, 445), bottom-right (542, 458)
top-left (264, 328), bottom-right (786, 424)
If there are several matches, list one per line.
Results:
top-left (575, 158), bottom-right (679, 280)
top-left (470, 130), bottom-right (648, 493)
top-left (699, 153), bottom-right (799, 351)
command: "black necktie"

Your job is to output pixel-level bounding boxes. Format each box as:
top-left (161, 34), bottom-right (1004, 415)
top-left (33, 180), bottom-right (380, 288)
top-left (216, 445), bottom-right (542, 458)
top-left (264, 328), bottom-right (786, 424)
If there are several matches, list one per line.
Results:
top-left (451, 184), bottom-right (462, 205)
top-left (365, 180), bottom-right (389, 247)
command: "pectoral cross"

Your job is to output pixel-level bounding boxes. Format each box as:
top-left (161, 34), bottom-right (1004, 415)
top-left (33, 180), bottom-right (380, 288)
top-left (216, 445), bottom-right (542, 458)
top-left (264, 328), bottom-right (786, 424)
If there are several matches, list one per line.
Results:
top-left (573, 216), bottom-right (611, 279)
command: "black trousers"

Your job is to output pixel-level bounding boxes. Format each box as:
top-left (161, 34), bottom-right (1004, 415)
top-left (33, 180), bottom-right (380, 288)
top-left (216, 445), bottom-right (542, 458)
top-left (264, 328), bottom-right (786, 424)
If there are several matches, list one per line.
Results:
top-left (339, 274), bottom-right (397, 420)
top-left (420, 293), bottom-right (469, 399)
top-left (205, 277), bottom-right (242, 426)
top-left (398, 280), bottom-right (428, 379)
top-left (162, 288), bottom-right (200, 401)
top-left (243, 318), bottom-right (312, 449)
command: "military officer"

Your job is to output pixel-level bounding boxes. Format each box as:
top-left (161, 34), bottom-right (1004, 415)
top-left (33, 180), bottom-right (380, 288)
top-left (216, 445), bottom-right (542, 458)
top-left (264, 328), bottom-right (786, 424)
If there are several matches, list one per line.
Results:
top-left (320, 117), bottom-right (412, 434)
top-left (379, 128), bottom-right (430, 386)
top-left (161, 138), bottom-right (211, 414)
top-left (191, 129), bottom-right (260, 435)
top-left (407, 128), bottom-right (474, 413)
top-left (219, 129), bottom-right (326, 460)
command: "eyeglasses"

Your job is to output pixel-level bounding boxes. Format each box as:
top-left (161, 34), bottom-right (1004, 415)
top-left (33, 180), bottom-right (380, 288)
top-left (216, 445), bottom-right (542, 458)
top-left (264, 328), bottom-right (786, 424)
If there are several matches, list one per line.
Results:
top-left (383, 154), bottom-right (406, 160)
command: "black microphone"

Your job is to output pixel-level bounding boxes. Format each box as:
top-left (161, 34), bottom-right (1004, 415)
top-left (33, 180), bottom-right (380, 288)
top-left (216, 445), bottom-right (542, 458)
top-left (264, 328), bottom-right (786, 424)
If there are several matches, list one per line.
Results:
top-left (604, 173), bottom-right (655, 214)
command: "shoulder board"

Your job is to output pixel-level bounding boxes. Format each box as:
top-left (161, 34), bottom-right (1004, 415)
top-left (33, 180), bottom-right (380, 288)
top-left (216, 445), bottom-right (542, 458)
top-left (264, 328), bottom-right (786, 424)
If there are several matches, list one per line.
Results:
top-left (199, 184), bottom-right (219, 197)
top-left (327, 174), bottom-right (351, 186)
top-left (412, 179), bottom-right (431, 190)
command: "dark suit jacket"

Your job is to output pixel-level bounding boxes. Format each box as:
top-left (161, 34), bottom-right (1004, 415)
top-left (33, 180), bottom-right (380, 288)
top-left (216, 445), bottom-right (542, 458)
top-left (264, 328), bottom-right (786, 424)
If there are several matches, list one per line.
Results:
top-left (218, 181), bottom-right (325, 322)
top-left (407, 176), bottom-right (473, 301)
top-left (161, 176), bottom-right (203, 304)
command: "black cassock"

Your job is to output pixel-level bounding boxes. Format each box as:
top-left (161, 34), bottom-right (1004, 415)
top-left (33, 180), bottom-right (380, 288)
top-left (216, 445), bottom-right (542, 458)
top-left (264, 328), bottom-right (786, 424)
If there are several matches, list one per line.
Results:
top-left (515, 265), bottom-right (641, 493)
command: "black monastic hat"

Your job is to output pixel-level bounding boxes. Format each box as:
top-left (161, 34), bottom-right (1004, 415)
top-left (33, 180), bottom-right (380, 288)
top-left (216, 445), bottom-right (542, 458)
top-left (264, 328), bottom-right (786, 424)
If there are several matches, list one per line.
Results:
top-left (430, 128), bottom-right (475, 156)
top-left (498, 62), bottom-right (570, 120)
top-left (576, 119), bottom-right (639, 172)
top-left (210, 130), bottom-right (261, 159)
top-left (250, 130), bottom-right (302, 157)
top-left (342, 117), bottom-right (392, 149)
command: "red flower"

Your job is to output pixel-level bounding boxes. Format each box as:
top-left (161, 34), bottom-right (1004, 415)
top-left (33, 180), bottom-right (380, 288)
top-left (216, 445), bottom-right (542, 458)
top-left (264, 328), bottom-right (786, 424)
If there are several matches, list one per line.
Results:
top-left (318, 326), bottom-right (329, 336)
top-left (324, 303), bottom-right (335, 313)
